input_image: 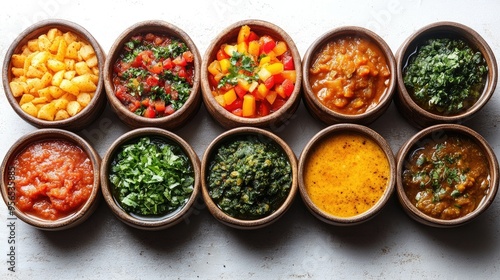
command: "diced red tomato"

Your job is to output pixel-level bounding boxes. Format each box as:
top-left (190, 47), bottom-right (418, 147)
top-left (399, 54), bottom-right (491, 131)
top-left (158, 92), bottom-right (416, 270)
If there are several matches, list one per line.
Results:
top-left (183, 51), bottom-right (194, 63)
top-left (260, 36), bottom-right (276, 54)
top-left (148, 62), bottom-right (163, 74)
top-left (273, 74), bottom-right (285, 84)
top-left (282, 78), bottom-right (294, 97)
top-left (264, 76), bottom-right (275, 89)
top-left (141, 98), bottom-right (150, 107)
top-left (247, 31), bottom-right (259, 42)
top-left (177, 68), bottom-right (187, 79)
top-left (144, 106), bottom-right (156, 118)
top-left (282, 53), bottom-right (294, 70)
top-left (231, 108), bottom-right (243, 117)
top-left (173, 56), bottom-right (187, 67)
top-left (163, 58), bottom-right (173, 70)
top-left (234, 85), bottom-right (247, 99)
top-left (225, 98), bottom-right (243, 112)
top-left (165, 104), bottom-right (175, 115)
top-left (217, 49), bottom-right (230, 60)
top-left (271, 97), bottom-right (287, 111)
top-left (154, 100), bottom-right (166, 112)
top-left (208, 74), bottom-right (218, 88)
top-left (146, 75), bottom-right (160, 87)
top-left (128, 100), bottom-right (141, 112)
top-left (258, 101), bottom-right (271, 116)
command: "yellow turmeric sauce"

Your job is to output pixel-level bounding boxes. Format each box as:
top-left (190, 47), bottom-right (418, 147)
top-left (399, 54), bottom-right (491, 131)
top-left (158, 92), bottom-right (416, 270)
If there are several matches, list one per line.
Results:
top-left (304, 132), bottom-right (390, 217)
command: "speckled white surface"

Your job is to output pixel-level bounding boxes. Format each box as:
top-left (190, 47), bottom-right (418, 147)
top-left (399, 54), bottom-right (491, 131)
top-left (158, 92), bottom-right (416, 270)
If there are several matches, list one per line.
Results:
top-left (1, 0), bottom-right (500, 279)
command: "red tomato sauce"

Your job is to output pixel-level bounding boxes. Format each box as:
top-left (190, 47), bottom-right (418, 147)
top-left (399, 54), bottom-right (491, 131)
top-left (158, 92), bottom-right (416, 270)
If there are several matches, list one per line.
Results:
top-left (13, 140), bottom-right (94, 220)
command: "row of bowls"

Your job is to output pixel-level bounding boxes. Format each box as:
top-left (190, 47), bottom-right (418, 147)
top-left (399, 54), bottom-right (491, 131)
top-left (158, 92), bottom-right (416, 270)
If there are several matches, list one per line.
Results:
top-left (2, 19), bottom-right (498, 132)
top-left (1, 19), bottom-right (499, 231)
top-left (1, 122), bottom-right (498, 231)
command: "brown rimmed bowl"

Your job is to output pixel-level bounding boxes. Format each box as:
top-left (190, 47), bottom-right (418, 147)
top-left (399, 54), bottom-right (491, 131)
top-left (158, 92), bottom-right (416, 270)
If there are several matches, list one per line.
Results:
top-left (395, 21), bottom-right (498, 129)
top-left (100, 127), bottom-right (200, 230)
top-left (0, 129), bottom-right (101, 230)
top-left (298, 124), bottom-right (396, 226)
top-left (396, 124), bottom-right (499, 227)
top-left (2, 19), bottom-right (106, 132)
top-left (201, 127), bottom-right (298, 229)
top-left (201, 19), bottom-right (302, 129)
top-left (103, 20), bottom-right (202, 130)
top-left (302, 26), bottom-right (396, 125)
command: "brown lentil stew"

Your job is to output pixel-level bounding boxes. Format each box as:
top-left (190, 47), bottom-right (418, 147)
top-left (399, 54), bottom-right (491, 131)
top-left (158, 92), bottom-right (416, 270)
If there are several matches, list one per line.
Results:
top-left (402, 134), bottom-right (490, 220)
top-left (309, 35), bottom-right (391, 115)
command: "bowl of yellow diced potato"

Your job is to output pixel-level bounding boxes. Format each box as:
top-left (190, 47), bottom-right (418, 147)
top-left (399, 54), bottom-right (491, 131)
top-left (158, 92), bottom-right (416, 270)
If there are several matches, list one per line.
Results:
top-left (2, 19), bottom-right (106, 131)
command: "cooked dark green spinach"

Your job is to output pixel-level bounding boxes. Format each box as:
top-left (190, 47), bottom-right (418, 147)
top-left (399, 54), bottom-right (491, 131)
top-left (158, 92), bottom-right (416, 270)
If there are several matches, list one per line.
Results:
top-left (207, 135), bottom-right (292, 219)
top-left (403, 38), bottom-right (487, 115)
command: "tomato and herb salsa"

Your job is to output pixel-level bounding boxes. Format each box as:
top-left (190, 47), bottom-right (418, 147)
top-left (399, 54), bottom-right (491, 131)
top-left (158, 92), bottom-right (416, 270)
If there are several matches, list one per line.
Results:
top-left (13, 140), bottom-right (94, 220)
top-left (207, 25), bottom-right (296, 118)
top-left (207, 135), bottom-right (292, 219)
top-left (309, 35), bottom-right (391, 115)
top-left (113, 33), bottom-right (195, 118)
top-left (402, 135), bottom-right (490, 220)
top-left (109, 137), bottom-right (194, 217)
top-left (403, 38), bottom-right (488, 115)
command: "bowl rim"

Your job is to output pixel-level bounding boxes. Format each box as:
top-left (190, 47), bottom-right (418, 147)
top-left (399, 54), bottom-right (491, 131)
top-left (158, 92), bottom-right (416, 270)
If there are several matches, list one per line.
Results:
top-left (395, 123), bottom-right (499, 227)
top-left (103, 19), bottom-right (201, 129)
top-left (200, 126), bottom-right (298, 229)
top-left (0, 128), bottom-right (101, 230)
top-left (395, 21), bottom-right (498, 124)
top-left (100, 127), bottom-right (201, 230)
top-left (301, 25), bottom-right (397, 124)
top-left (200, 19), bottom-right (302, 129)
top-left (298, 123), bottom-right (396, 225)
top-left (2, 18), bottom-right (106, 130)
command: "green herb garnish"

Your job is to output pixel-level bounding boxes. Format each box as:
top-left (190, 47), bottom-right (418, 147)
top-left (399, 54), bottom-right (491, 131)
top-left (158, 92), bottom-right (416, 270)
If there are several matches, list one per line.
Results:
top-left (207, 136), bottom-right (292, 219)
top-left (403, 38), bottom-right (488, 115)
top-left (109, 137), bottom-right (194, 216)
top-left (218, 51), bottom-right (259, 88)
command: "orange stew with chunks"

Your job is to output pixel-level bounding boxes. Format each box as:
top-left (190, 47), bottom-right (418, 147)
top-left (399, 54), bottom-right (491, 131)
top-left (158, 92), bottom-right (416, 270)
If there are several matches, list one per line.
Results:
top-left (402, 135), bottom-right (490, 220)
top-left (207, 25), bottom-right (296, 117)
top-left (309, 35), bottom-right (390, 115)
top-left (113, 33), bottom-right (195, 118)
top-left (12, 140), bottom-right (94, 220)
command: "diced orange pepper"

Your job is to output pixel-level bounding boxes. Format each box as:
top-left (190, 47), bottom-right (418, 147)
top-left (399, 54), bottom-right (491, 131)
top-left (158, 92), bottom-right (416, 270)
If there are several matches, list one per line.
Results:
top-left (242, 94), bottom-right (256, 117)
top-left (214, 95), bottom-right (226, 106)
top-left (256, 83), bottom-right (269, 100)
top-left (237, 25), bottom-right (251, 44)
top-left (273, 41), bottom-right (287, 56)
top-left (248, 40), bottom-right (260, 58)
top-left (266, 90), bottom-right (278, 104)
top-left (281, 70), bottom-right (296, 83)
top-left (275, 84), bottom-right (286, 98)
top-left (237, 78), bottom-right (251, 91)
top-left (237, 41), bottom-right (248, 54)
top-left (223, 88), bottom-right (237, 105)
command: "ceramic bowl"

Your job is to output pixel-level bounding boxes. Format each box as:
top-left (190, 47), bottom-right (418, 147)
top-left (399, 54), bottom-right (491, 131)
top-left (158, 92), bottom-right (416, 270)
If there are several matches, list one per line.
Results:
top-left (201, 127), bottom-right (298, 229)
top-left (302, 26), bottom-right (396, 125)
top-left (395, 21), bottom-right (497, 128)
top-left (100, 127), bottom-right (200, 230)
top-left (2, 19), bottom-right (106, 132)
top-left (0, 129), bottom-right (101, 230)
top-left (201, 19), bottom-right (302, 129)
top-left (396, 124), bottom-right (499, 227)
top-left (103, 20), bottom-right (201, 130)
top-left (298, 124), bottom-right (396, 226)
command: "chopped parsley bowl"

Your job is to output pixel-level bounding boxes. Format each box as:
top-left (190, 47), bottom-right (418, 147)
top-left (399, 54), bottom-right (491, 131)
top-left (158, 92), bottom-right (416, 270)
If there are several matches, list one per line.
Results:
top-left (100, 128), bottom-right (200, 230)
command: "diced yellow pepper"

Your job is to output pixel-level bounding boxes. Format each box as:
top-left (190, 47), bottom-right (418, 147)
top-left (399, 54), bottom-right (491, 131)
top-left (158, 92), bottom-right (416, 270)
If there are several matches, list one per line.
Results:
top-left (248, 81), bottom-right (259, 93)
top-left (265, 63), bottom-right (284, 76)
top-left (214, 95), bottom-right (226, 107)
top-left (223, 88), bottom-right (237, 105)
top-left (237, 25), bottom-right (251, 44)
top-left (208, 60), bottom-right (221, 76)
top-left (248, 40), bottom-right (260, 58)
top-left (237, 41), bottom-right (248, 54)
top-left (258, 67), bottom-right (272, 82)
top-left (242, 94), bottom-right (256, 117)
top-left (259, 55), bottom-right (271, 67)
top-left (273, 41), bottom-right (288, 56)
top-left (256, 83), bottom-right (269, 100)
top-left (219, 58), bottom-right (231, 74)
top-left (237, 78), bottom-right (251, 91)
top-left (223, 44), bottom-right (237, 57)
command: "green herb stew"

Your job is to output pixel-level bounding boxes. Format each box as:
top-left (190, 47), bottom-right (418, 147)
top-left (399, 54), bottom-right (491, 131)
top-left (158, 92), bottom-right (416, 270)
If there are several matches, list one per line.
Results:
top-left (109, 137), bottom-right (194, 216)
top-left (402, 134), bottom-right (490, 220)
top-left (403, 38), bottom-right (488, 115)
top-left (207, 135), bottom-right (292, 220)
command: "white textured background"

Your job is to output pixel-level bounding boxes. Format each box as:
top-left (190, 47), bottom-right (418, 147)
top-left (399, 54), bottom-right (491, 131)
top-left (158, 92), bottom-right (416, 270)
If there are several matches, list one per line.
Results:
top-left (1, 0), bottom-right (500, 279)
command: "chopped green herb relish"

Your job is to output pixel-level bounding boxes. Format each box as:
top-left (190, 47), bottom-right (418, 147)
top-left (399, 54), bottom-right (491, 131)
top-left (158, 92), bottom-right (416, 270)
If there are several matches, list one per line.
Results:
top-left (403, 38), bottom-right (488, 115)
top-left (207, 135), bottom-right (292, 220)
top-left (109, 137), bottom-right (194, 216)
